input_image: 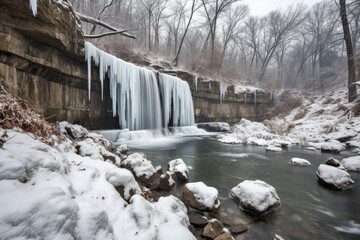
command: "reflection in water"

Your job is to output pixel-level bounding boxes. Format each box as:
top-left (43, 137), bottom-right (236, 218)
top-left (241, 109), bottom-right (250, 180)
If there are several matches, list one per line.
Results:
top-left (131, 136), bottom-right (360, 240)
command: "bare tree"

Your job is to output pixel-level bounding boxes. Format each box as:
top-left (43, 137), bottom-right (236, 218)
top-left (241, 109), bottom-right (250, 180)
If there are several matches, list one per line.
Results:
top-left (339, 0), bottom-right (357, 101)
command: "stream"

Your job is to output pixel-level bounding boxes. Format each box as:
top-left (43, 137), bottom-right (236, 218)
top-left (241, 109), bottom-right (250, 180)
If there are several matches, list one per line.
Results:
top-left (125, 134), bottom-right (360, 240)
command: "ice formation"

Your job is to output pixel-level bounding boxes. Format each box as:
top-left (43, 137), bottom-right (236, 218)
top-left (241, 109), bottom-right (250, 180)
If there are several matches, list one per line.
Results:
top-left (220, 82), bottom-right (228, 103)
top-left (84, 42), bottom-right (195, 130)
top-left (29, 0), bottom-right (37, 16)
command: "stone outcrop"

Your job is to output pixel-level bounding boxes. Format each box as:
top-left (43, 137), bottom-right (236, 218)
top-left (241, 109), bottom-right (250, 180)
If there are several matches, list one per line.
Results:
top-left (0, 0), bottom-right (118, 130)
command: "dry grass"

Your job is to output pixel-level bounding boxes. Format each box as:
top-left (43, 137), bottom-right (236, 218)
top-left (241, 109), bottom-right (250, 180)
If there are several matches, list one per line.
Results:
top-left (0, 84), bottom-right (61, 145)
top-left (265, 90), bottom-right (303, 119)
top-left (292, 107), bottom-right (309, 121)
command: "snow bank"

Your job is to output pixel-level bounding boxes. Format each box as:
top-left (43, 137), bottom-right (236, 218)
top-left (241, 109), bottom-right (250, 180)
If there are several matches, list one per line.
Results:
top-left (321, 140), bottom-right (345, 153)
top-left (316, 164), bottom-right (355, 190)
top-left (0, 127), bottom-right (195, 239)
top-left (218, 118), bottom-right (296, 147)
top-left (341, 156), bottom-right (360, 172)
top-left (266, 145), bottom-right (282, 152)
top-left (290, 158), bottom-right (311, 166)
top-left (230, 180), bottom-right (281, 215)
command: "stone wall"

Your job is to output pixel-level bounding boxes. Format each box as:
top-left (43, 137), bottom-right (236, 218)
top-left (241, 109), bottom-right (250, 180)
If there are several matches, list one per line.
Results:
top-left (169, 71), bottom-right (274, 124)
top-left (0, 0), bottom-right (119, 129)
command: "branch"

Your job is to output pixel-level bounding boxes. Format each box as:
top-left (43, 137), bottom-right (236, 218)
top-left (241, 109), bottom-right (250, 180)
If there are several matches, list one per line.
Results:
top-left (84, 30), bottom-right (135, 39)
top-left (76, 12), bottom-right (136, 39)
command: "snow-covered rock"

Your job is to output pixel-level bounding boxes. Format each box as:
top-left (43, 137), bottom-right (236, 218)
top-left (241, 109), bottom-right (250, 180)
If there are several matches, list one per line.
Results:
top-left (105, 168), bottom-right (141, 201)
top-left (341, 156), bottom-right (360, 172)
top-left (60, 121), bottom-right (89, 140)
top-left (121, 152), bottom-right (160, 189)
top-left (321, 140), bottom-right (345, 153)
top-left (325, 157), bottom-right (341, 167)
top-left (168, 158), bottom-right (189, 182)
top-left (158, 171), bottom-right (177, 191)
top-left (266, 145), bottom-right (282, 152)
top-left (290, 157), bottom-right (311, 166)
top-left (230, 180), bottom-right (281, 215)
top-left (316, 164), bottom-right (355, 190)
top-left (182, 182), bottom-right (220, 212)
top-left (117, 144), bottom-right (129, 155)
top-left (76, 138), bottom-right (120, 165)
top-left (197, 122), bottom-right (230, 132)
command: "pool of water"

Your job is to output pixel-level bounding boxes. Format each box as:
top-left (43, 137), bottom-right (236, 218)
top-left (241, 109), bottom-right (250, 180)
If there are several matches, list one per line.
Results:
top-left (128, 135), bottom-right (360, 240)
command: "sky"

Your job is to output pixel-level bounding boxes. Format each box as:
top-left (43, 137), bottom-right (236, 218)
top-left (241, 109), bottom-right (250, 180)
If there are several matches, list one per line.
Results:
top-left (243, 0), bottom-right (324, 16)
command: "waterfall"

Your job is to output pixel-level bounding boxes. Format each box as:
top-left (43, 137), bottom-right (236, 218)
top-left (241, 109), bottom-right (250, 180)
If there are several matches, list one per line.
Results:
top-left (84, 42), bottom-right (194, 130)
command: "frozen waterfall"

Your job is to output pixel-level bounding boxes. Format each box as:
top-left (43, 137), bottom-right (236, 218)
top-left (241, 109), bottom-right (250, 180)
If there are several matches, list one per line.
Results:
top-left (84, 42), bottom-right (195, 130)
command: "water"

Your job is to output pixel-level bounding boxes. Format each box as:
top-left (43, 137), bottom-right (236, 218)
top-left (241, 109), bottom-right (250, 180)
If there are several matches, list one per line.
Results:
top-left (129, 135), bottom-right (360, 240)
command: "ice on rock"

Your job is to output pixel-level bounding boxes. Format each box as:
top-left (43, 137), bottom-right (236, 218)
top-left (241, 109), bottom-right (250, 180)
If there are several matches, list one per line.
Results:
top-left (84, 42), bottom-right (195, 130)
top-left (341, 156), bottom-right (360, 172)
top-left (230, 180), bottom-right (281, 215)
top-left (290, 158), bottom-right (311, 166)
top-left (316, 164), bottom-right (355, 190)
top-left (168, 158), bottom-right (189, 181)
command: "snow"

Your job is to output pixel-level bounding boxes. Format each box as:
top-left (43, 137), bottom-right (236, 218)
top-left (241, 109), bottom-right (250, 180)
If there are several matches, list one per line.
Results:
top-left (341, 156), bottom-right (360, 172)
top-left (157, 222), bottom-right (196, 240)
top-left (29, 0), bottom-right (37, 16)
top-left (290, 158), bottom-right (311, 166)
top-left (121, 153), bottom-right (158, 179)
top-left (168, 158), bottom-right (189, 180)
top-left (0, 126), bottom-right (194, 240)
top-left (316, 164), bottom-right (355, 190)
top-left (76, 138), bottom-right (120, 165)
top-left (105, 168), bottom-right (141, 200)
top-left (230, 180), bottom-right (280, 215)
top-left (266, 145), bottom-right (282, 152)
top-left (185, 182), bottom-right (219, 209)
top-left (84, 42), bottom-right (195, 130)
top-left (320, 140), bottom-right (345, 152)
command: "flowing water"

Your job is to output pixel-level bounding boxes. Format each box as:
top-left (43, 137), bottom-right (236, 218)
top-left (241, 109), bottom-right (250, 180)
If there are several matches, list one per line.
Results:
top-left (128, 135), bottom-right (360, 240)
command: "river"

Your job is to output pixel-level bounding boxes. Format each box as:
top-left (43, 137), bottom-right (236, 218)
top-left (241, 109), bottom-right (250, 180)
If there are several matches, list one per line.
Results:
top-left (126, 134), bottom-right (360, 240)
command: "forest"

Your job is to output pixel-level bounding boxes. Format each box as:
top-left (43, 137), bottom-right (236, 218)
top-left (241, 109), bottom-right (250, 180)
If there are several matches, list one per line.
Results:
top-left (72, 0), bottom-right (359, 94)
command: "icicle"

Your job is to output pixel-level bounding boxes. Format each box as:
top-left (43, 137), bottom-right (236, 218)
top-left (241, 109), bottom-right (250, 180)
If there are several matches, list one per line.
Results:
top-left (29, 0), bottom-right (37, 16)
top-left (244, 92), bottom-right (247, 105)
top-left (209, 82), bottom-right (211, 90)
top-left (220, 82), bottom-right (228, 104)
top-left (194, 75), bottom-right (198, 91)
top-left (84, 41), bottom-right (195, 131)
top-left (254, 90), bottom-right (257, 105)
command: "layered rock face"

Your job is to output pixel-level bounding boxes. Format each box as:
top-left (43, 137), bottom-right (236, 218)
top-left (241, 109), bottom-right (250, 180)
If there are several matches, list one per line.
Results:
top-left (0, 0), bottom-right (118, 129)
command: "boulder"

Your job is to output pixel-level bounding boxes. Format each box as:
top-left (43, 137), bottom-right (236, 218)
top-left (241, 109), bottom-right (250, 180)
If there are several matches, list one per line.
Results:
top-left (341, 156), bottom-right (360, 172)
top-left (121, 153), bottom-right (160, 189)
top-left (266, 145), bottom-right (282, 152)
top-left (230, 180), bottom-right (281, 216)
top-left (316, 164), bottom-right (355, 190)
top-left (326, 157), bottom-right (341, 167)
top-left (214, 232), bottom-right (234, 240)
top-left (168, 158), bottom-right (189, 182)
top-left (188, 213), bottom-right (209, 228)
top-left (228, 223), bottom-right (248, 234)
top-left (182, 182), bottom-right (220, 212)
top-left (105, 168), bottom-right (141, 201)
top-left (197, 122), bottom-right (231, 132)
top-left (202, 219), bottom-right (225, 239)
top-left (321, 140), bottom-right (345, 153)
top-left (158, 171), bottom-right (177, 191)
top-left (60, 121), bottom-right (89, 140)
top-left (290, 158), bottom-right (311, 166)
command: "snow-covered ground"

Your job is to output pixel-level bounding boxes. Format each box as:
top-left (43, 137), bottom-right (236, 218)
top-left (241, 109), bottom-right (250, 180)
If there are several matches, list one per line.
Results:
top-left (218, 87), bottom-right (360, 153)
top-left (0, 126), bottom-right (195, 240)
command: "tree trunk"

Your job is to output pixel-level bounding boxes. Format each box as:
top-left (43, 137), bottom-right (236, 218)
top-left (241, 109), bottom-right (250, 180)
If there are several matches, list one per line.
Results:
top-left (339, 0), bottom-right (357, 102)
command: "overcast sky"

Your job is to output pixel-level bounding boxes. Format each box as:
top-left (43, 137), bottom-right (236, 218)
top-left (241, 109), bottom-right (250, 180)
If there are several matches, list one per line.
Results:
top-left (242, 0), bottom-right (324, 16)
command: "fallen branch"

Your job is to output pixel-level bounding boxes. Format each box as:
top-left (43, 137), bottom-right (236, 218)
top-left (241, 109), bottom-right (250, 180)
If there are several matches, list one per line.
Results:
top-left (84, 30), bottom-right (133, 39)
top-left (76, 12), bottom-right (136, 39)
